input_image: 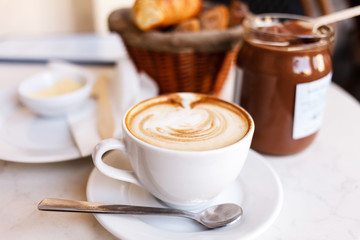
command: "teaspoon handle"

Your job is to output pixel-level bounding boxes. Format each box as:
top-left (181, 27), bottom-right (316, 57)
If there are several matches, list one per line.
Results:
top-left (38, 198), bottom-right (191, 217)
top-left (313, 5), bottom-right (360, 29)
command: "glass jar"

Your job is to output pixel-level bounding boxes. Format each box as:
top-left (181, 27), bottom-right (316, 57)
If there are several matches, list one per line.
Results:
top-left (236, 14), bottom-right (334, 155)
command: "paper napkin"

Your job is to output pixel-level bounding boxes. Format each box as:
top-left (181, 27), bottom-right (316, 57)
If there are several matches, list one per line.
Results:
top-left (67, 99), bottom-right (100, 157)
top-left (111, 57), bottom-right (159, 116)
top-left (110, 57), bottom-right (159, 138)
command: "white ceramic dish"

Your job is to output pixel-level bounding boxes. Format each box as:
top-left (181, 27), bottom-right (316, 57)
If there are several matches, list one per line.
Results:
top-left (18, 66), bottom-right (95, 117)
top-left (86, 150), bottom-right (283, 240)
top-left (0, 87), bottom-right (84, 162)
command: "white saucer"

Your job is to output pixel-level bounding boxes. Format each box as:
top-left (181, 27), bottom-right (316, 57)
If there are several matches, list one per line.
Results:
top-left (86, 150), bottom-right (283, 240)
top-left (0, 86), bottom-right (82, 163)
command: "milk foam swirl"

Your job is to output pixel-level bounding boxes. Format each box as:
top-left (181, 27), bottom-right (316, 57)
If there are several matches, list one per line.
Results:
top-left (126, 93), bottom-right (250, 151)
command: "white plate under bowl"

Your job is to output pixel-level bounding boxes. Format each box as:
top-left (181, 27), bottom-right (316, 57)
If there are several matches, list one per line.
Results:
top-left (86, 150), bottom-right (283, 240)
top-left (0, 87), bottom-right (83, 163)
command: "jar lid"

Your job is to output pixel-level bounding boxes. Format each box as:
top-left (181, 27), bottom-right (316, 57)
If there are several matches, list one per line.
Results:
top-left (243, 13), bottom-right (334, 48)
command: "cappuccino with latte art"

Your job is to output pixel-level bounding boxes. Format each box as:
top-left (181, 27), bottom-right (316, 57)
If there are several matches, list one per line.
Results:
top-left (126, 93), bottom-right (251, 151)
top-left (93, 93), bottom-right (254, 208)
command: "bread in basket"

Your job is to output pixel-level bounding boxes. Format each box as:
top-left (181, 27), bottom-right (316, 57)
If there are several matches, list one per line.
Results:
top-left (108, 2), bottom-right (245, 95)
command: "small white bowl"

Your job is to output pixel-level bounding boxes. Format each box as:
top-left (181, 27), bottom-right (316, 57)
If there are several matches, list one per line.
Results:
top-left (18, 69), bottom-right (95, 117)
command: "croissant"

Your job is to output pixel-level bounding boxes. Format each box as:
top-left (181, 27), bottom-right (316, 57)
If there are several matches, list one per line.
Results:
top-left (133, 0), bottom-right (202, 31)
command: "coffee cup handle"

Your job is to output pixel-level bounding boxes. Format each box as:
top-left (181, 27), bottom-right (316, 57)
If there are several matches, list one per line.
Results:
top-left (92, 138), bottom-right (142, 187)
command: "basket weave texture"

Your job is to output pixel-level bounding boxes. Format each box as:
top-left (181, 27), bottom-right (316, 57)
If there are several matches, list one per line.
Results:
top-left (108, 8), bottom-right (244, 95)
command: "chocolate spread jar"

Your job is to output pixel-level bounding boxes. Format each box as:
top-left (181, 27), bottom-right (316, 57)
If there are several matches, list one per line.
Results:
top-left (236, 14), bottom-right (334, 155)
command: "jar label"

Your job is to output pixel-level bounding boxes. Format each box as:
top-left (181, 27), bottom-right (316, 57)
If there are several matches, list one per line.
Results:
top-left (293, 73), bottom-right (332, 139)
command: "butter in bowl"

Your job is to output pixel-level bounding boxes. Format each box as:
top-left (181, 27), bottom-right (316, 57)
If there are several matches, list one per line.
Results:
top-left (18, 64), bottom-right (95, 117)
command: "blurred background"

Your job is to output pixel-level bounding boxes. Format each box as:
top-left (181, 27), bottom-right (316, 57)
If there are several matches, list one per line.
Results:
top-left (0, 0), bottom-right (359, 102)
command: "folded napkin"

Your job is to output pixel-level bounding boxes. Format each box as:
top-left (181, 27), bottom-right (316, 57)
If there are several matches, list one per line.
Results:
top-left (48, 59), bottom-right (158, 157)
top-left (111, 57), bottom-right (159, 118)
top-left (67, 99), bottom-right (99, 157)
top-left (110, 57), bottom-right (159, 140)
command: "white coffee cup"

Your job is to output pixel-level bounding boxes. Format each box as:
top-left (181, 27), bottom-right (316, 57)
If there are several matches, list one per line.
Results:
top-left (92, 93), bottom-right (254, 208)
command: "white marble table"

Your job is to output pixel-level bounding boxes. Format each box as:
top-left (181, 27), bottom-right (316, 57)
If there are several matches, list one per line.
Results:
top-left (0, 63), bottom-right (360, 240)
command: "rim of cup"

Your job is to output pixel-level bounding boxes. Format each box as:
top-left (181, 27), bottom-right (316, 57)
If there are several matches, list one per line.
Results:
top-left (122, 92), bottom-right (254, 154)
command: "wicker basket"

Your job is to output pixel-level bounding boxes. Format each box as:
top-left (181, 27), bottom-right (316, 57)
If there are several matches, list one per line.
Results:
top-left (108, 8), bottom-right (243, 95)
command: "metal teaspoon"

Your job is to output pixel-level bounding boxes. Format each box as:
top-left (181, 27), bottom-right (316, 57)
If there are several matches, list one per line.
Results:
top-left (38, 198), bottom-right (243, 229)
